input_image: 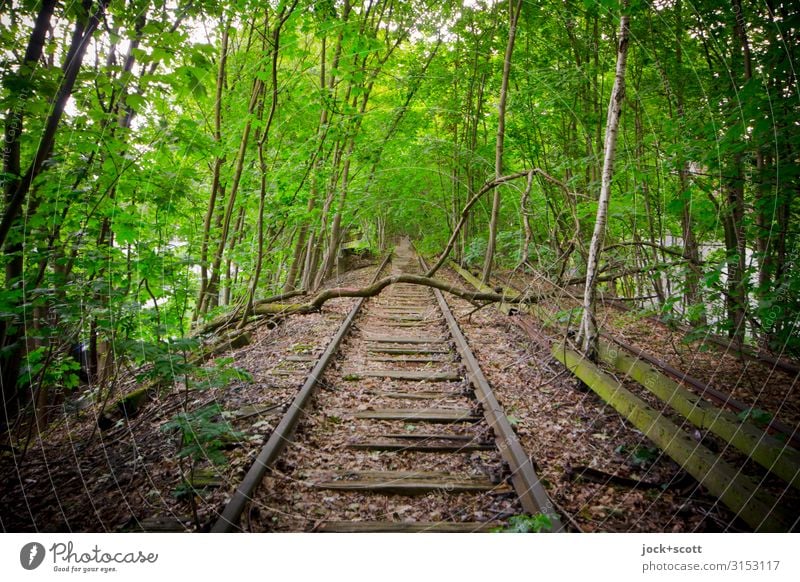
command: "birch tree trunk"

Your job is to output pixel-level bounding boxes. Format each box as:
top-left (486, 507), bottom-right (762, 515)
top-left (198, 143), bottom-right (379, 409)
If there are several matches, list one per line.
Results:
top-left (578, 8), bottom-right (630, 358)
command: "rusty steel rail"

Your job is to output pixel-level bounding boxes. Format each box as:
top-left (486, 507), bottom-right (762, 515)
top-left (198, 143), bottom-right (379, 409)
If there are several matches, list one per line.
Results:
top-left (418, 254), bottom-right (564, 532)
top-left (212, 253), bottom-right (392, 533)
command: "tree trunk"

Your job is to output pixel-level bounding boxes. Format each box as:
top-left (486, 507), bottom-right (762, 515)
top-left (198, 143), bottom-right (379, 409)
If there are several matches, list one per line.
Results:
top-left (724, 168), bottom-right (747, 343)
top-left (295, 33), bottom-right (329, 292)
top-left (1, 0), bottom-right (105, 421)
top-left (284, 222), bottom-right (308, 293)
top-left (301, 1), bottom-right (352, 291)
top-left (1, 0), bottom-right (57, 423)
top-left (578, 8), bottom-right (630, 358)
top-left (0, 0), bottom-right (108, 250)
top-left (201, 74), bottom-right (263, 315)
top-left (314, 11), bottom-right (404, 288)
top-left (723, 0), bottom-right (751, 343)
top-left (92, 7), bottom-right (149, 388)
top-left (481, 0), bottom-right (522, 284)
top-left (518, 170), bottom-right (534, 268)
top-left (243, 4), bottom-right (295, 321)
top-left (633, 96), bottom-right (666, 307)
top-left (195, 18), bottom-right (230, 323)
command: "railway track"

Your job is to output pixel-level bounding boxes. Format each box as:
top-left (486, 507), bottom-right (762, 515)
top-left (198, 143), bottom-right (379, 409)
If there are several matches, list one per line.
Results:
top-left (212, 241), bottom-right (562, 532)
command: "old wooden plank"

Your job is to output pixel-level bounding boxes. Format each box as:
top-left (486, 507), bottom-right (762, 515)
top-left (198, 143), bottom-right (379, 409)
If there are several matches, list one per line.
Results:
top-left (372, 307), bottom-right (432, 313)
top-left (554, 343), bottom-right (793, 532)
top-left (232, 402), bottom-right (282, 420)
top-left (381, 433), bottom-right (477, 441)
top-left (362, 322), bottom-right (433, 328)
top-left (375, 390), bottom-right (464, 400)
top-left (344, 370), bottom-right (461, 382)
top-left (364, 335), bottom-right (447, 344)
top-left (607, 336), bottom-right (800, 449)
top-left (354, 408), bottom-right (480, 423)
top-left (313, 471), bottom-right (508, 494)
top-left (283, 354), bottom-right (317, 362)
top-left (347, 439), bottom-right (493, 452)
top-left (366, 347), bottom-right (451, 355)
top-left (325, 470), bottom-right (454, 479)
top-left (185, 468), bottom-right (223, 488)
top-left (367, 356), bottom-right (454, 364)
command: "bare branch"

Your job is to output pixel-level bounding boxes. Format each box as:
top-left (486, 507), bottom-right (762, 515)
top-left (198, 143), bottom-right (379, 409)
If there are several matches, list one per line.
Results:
top-left (602, 241), bottom-right (704, 265)
top-left (306, 274), bottom-right (545, 311)
top-left (566, 261), bottom-right (686, 286)
top-left (425, 170), bottom-right (531, 277)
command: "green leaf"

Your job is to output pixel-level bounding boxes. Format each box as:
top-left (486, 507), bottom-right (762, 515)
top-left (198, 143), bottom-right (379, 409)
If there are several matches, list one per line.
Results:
top-left (125, 93), bottom-right (146, 110)
top-left (495, 513), bottom-right (554, 533)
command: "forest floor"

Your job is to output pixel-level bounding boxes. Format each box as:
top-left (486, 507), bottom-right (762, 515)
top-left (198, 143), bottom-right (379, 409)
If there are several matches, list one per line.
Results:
top-left (1, 255), bottom-right (797, 532)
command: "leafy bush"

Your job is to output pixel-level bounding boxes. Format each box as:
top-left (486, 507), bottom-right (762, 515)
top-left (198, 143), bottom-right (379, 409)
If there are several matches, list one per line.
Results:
top-left (463, 236), bottom-right (487, 269)
top-left (161, 403), bottom-right (243, 466)
top-left (18, 346), bottom-right (83, 390)
top-left (493, 513), bottom-right (554, 533)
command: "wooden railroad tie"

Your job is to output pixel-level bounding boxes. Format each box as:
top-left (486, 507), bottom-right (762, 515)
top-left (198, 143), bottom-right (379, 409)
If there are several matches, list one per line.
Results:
top-left (313, 470), bottom-right (511, 495)
top-left (343, 369), bottom-right (461, 382)
top-left (364, 335), bottom-right (448, 344)
top-left (347, 437), bottom-right (493, 452)
top-left (367, 346), bottom-right (452, 355)
top-left (367, 356), bottom-right (455, 364)
top-left (353, 407), bottom-right (481, 423)
top-left (371, 389), bottom-right (465, 400)
top-left (283, 354), bottom-right (317, 362)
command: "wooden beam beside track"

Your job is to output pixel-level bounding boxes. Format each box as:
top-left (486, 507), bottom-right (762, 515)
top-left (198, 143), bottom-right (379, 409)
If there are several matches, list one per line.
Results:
top-left (553, 343), bottom-right (795, 532)
top-left (597, 340), bottom-right (800, 489)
